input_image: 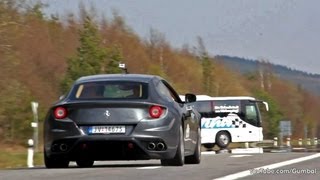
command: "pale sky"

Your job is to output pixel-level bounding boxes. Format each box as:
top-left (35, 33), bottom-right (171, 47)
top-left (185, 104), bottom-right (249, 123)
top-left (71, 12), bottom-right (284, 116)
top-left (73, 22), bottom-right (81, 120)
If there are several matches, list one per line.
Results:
top-left (41, 0), bottom-right (320, 74)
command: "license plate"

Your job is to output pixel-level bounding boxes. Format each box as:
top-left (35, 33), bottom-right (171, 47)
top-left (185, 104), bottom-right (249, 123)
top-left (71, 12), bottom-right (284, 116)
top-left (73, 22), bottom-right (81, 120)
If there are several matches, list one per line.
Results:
top-left (88, 126), bottom-right (125, 134)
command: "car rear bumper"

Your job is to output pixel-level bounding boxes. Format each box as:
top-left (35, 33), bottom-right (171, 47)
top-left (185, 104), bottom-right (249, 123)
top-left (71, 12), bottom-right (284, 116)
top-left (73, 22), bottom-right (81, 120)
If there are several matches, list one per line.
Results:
top-left (44, 120), bottom-right (180, 161)
top-left (45, 135), bottom-right (178, 161)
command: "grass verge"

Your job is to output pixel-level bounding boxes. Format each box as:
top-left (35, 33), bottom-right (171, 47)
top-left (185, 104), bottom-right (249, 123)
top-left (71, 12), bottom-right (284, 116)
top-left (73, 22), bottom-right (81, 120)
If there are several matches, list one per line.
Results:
top-left (0, 144), bottom-right (43, 169)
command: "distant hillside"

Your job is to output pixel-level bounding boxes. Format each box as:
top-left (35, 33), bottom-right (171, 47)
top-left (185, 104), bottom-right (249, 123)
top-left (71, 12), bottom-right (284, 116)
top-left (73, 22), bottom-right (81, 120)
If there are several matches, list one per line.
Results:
top-left (215, 55), bottom-right (320, 96)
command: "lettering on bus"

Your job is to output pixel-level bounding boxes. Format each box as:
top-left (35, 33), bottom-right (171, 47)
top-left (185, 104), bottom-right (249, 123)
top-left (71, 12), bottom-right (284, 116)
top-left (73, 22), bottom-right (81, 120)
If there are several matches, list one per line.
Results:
top-left (201, 114), bottom-right (247, 129)
top-left (214, 105), bottom-right (239, 113)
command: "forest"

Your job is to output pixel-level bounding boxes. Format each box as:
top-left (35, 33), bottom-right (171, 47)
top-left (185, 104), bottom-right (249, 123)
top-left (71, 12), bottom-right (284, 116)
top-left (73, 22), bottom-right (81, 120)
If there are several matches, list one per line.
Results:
top-left (0, 0), bottom-right (319, 150)
top-left (216, 55), bottom-right (320, 96)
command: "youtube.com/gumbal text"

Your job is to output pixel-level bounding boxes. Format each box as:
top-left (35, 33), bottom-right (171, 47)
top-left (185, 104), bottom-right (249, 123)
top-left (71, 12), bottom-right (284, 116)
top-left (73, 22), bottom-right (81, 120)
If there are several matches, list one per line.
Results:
top-left (250, 168), bottom-right (318, 175)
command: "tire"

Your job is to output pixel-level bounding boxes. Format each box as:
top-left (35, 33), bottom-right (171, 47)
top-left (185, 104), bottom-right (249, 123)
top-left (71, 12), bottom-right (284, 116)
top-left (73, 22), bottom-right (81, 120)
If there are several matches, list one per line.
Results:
top-left (44, 151), bottom-right (69, 168)
top-left (203, 143), bottom-right (215, 149)
top-left (216, 131), bottom-right (231, 149)
top-left (76, 159), bottom-right (94, 168)
top-left (161, 125), bottom-right (184, 166)
top-left (185, 128), bottom-right (201, 164)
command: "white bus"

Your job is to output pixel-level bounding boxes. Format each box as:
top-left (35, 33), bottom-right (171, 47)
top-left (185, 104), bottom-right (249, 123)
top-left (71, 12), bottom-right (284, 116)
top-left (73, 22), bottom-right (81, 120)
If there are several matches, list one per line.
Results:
top-left (190, 95), bottom-right (269, 149)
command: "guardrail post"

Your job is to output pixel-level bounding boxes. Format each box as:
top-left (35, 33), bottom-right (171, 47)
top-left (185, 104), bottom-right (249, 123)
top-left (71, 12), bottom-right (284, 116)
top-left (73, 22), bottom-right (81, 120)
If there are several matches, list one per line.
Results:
top-left (286, 137), bottom-right (291, 147)
top-left (298, 138), bottom-right (302, 146)
top-left (314, 137), bottom-right (318, 145)
top-left (27, 139), bottom-right (34, 168)
top-left (273, 137), bottom-right (278, 147)
top-left (244, 142), bottom-right (249, 148)
top-left (307, 138), bottom-right (311, 146)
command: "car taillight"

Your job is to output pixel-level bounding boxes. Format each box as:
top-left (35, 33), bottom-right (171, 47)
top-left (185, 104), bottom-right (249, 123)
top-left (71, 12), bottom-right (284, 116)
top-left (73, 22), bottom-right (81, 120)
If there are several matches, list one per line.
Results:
top-left (54, 107), bottom-right (68, 119)
top-left (149, 105), bottom-right (163, 118)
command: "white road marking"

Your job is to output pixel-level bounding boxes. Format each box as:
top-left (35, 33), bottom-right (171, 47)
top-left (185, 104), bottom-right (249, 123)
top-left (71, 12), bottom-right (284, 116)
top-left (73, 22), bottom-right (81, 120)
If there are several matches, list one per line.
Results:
top-left (202, 151), bottom-right (216, 155)
top-left (230, 155), bottom-right (252, 158)
top-left (213, 153), bottom-right (320, 180)
top-left (136, 166), bottom-right (161, 170)
top-left (231, 147), bottom-right (263, 154)
top-left (292, 147), bottom-right (306, 150)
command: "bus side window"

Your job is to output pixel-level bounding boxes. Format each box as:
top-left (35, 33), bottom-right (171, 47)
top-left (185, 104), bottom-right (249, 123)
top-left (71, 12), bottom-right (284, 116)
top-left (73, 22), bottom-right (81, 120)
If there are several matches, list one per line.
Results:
top-left (193, 101), bottom-right (212, 118)
top-left (245, 105), bottom-right (258, 126)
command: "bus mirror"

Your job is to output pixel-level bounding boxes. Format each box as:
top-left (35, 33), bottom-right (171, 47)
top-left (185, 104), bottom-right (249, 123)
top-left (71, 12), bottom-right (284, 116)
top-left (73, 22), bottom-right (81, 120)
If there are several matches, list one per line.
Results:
top-left (263, 101), bottom-right (269, 111)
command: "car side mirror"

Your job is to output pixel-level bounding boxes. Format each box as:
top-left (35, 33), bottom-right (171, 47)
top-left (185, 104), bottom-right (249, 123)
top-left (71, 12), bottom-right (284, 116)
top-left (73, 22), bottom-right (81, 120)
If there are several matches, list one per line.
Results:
top-left (185, 93), bottom-right (196, 103)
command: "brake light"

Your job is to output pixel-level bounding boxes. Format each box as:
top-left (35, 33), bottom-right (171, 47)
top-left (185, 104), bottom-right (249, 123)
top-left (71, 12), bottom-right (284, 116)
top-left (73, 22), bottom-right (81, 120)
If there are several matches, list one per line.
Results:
top-left (149, 105), bottom-right (163, 118)
top-left (54, 107), bottom-right (68, 119)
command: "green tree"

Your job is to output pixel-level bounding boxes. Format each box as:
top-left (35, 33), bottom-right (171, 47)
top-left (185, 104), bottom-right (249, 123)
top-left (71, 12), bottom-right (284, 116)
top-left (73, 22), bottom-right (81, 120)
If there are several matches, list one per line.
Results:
top-left (196, 37), bottom-right (213, 95)
top-left (0, 80), bottom-right (33, 143)
top-left (61, 16), bottom-right (123, 93)
top-left (104, 46), bottom-right (123, 74)
top-left (254, 90), bottom-right (283, 138)
top-left (28, 2), bottom-right (46, 19)
top-left (202, 56), bottom-right (213, 94)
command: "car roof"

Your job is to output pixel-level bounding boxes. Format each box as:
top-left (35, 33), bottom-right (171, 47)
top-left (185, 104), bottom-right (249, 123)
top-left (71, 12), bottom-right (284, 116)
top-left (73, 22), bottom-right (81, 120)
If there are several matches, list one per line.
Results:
top-left (75, 74), bottom-right (162, 84)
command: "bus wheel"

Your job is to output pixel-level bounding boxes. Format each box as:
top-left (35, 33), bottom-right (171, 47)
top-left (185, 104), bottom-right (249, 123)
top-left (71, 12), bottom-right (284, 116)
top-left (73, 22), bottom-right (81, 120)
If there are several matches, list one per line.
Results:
top-left (216, 131), bottom-right (230, 149)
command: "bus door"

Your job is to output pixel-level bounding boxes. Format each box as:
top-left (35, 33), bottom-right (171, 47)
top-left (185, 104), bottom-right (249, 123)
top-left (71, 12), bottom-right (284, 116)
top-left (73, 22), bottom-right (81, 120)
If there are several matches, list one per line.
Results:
top-left (242, 101), bottom-right (263, 141)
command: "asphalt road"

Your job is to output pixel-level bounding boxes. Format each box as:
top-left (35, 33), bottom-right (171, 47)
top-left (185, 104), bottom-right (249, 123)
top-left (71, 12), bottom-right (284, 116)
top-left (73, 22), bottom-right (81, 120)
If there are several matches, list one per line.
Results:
top-left (0, 151), bottom-right (319, 180)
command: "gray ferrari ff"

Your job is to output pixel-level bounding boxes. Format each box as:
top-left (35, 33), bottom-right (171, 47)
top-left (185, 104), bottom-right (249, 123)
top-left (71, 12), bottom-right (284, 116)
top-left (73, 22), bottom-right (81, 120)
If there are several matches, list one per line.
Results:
top-left (44, 74), bottom-right (201, 168)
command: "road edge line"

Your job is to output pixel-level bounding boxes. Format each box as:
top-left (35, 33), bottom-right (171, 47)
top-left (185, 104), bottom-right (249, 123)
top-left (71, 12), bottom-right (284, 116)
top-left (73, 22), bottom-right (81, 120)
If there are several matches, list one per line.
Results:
top-left (213, 153), bottom-right (320, 180)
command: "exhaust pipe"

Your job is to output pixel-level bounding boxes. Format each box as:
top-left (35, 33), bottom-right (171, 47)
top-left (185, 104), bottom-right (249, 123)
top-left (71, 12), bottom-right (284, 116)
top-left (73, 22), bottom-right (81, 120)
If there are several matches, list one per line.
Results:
top-left (147, 142), bottom-right (156, 150)
top-left (157, 142), bottom-right (165, 151)
top-left (60, 144), bottom-right (68, 152)
top-left (51, 144), bottom-right (59, 151)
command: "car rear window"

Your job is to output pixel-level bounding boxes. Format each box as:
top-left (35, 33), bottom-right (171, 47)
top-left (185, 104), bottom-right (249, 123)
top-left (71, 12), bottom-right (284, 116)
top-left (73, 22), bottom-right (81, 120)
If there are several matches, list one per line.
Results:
top-left (70, 81), bottom-right (148, 100)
